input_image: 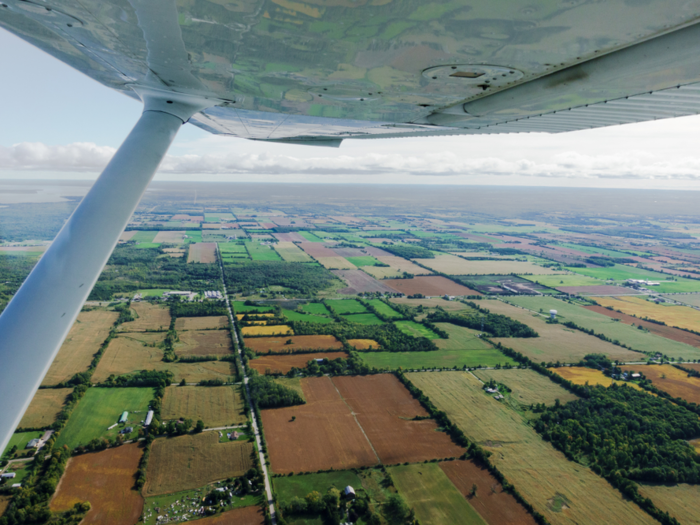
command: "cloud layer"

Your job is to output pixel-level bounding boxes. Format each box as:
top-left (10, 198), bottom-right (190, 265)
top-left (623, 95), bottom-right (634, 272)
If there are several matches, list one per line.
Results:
top-left (3, 140), bottom-right (700, 182)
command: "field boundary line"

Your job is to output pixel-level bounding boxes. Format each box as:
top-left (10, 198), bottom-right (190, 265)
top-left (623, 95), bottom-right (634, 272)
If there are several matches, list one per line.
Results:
top-left (329, 377), bottom-right (380, 464)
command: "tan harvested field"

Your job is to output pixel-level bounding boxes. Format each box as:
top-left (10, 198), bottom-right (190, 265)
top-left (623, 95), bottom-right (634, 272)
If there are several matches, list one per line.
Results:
top-left (413, 254), bottom-right (564, 275)
top-left (187, 242), bottom-right (217, 263)
top-left (249, 352), bottom-right (347, 375)
top-left (584, 305), bottom-right (700, 348)
top-left (596, 296), bottom-right (700, 333)
top-left (334, 375), bottom-right (464, 464)
top-left (162, 248), bottom-right (186, 257)
top-left (175, 330), bottom-right (233, 357)
top-left (92, 335), bottom-right (234, 383)
top-left (192, 506), bottom-right (264, 525)
top-left (390, 297), bottom-right (473, 312)
top-left (50, 444), bottom-right (144, 525)
top-left (241, 325), bottom-right (293, 336)
top-left (407, 372), bottom-right (656, 525)
top-left (668, 294), bottom-right (700, 307)
top-left (347, 339), bottom-right (381, 350)
top-left (172, 214), bottom-right (203, 221)
top-left (483, 300), bottom-right (643, 363)
top-left (245, 335), bottom-right (343, 353)
top-left (262, 377), bottom-right (379, 474)
top-left (119, 231), bottom-right (136, 241)
top-left (558, 285), bottom-right (639, 295)
top-left (383, 276), bottom-right (480, 296)
top-left (316, 256), bottom-right (357, 270)
top-left (274, 242), bottom-right (313, 262)
top-left (161, 386), bottom-right (246, 427)
top-left (0, 495), bottom-right (10, 516)
top-left (42, 309), bottom-right (119, 386)
top-left (19, 388), bottom-right (72, 429)
top-left (117, 302), bottom-right (171, 332)
top-left (620, 364), bottom-right (700, 403)
top-left (691, 438), bottom-right (700, 453)
top-left (144, 432), bottom-right (253, 496)
top-left (638, 484), bottom-right (700, 525)
top-left (362, 256), bottom-right (433, 279)
top-left (473, 369), bottom-right (578, 407)
top-left (439, 460), bottom-right (538, 525)
top-left (174, 316), bottom-right (229, 330)
top-left (550, 367), bottom-right (645, 391)
top-left (153, 230), bottom-right (186, 243)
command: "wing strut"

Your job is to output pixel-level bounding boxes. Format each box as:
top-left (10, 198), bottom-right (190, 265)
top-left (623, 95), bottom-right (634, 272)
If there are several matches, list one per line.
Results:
top-left (0, 94), bottom-right (212, 455)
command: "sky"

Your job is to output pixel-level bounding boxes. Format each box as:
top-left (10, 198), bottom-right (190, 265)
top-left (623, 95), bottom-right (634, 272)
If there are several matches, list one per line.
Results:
top-left (3, 28), bottom-right (700, 189)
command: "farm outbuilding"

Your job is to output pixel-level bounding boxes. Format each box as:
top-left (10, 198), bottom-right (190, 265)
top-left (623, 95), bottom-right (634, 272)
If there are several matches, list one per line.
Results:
top-left (26, 438), bottom-right (40, 448)
top-left (344, 486), bottom-right (356, 499)
top-left (119, 411), bottom-right (129, 424)
top-left (1, 473), bottom-right (16, 479)
top-left (145, 410), bottom-right (154, 426)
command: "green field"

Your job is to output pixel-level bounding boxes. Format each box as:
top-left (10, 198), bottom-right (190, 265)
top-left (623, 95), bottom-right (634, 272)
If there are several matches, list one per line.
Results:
top-left (2, 431), bottom-right (43, 459)
top-left (345, 256), bottom-right (381, 267)
top-left (503, 296), bottom-right (700, 359)
top-left (245, 241), bottom-right (282, 261)
top-left (274, 470), bottom-right (363, 503)
top-left (219, 242), bottom-right (247, 253)
top-left (522, 273), bottom-right (606, 288)
top-left (300, 303), bottom-right (332, 316)
top-left (133, 242), bottom-right (161, 249)
top-left (283, 309), bottom-right (335, 324)
top-left (558, 243), bottom-right (636, 258)
top-left (185, 230), bottom-right (202, 243)
top-left (326, 299), bottom-right (367, 314)
top-left (55, 387), bottom-right (153, 449)
top-left (136, 289), bottom-right (169, 297)
top-left (394, 321), bottom-right (439, 340)
top-left (566, 264), bottom-right (700, 293)
top-left (366, 299), bottom-right (404, 319)
top-left (389, 463), bottom-right (486, 525)
top-left (274, 243), bottom-right (313, 262)
top-left (299, 231), bottom-right (323, 242)
top-left (232, 301), bottom-right (276, 313)
top-left (131, 231), bottom-right (158, 243)
top-left (342, 313), bottom-right (384, 325)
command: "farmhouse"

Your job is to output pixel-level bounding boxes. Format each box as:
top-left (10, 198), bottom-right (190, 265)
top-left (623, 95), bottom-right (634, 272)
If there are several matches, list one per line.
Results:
top-left (26, 438), bottom-right (40, 449)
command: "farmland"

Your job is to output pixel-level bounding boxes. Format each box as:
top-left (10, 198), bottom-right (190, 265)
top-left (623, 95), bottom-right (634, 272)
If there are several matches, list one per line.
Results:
top-left (342, 312), bottom-right (384, 325)
top-left (407, 372), bottom-right (657, 525)
top-left (174, 330), bottom-right (233, 357)
top-left (174, 316), bottom-right (228, 330)
top-left (144, 432), bottom-right (254, 496)
top-left (569, 265), bottom-right (700, 293)
top-left (473, 369), bottom-right (578, 406)
top-left (595, 296), bottom-right (700, 332)
top-left (639, 484), bottom-right (700, 525)
top-left (117, 302), bottom-right (171, 333)
top-left (161, 386), bottom-right (247, 427)
top-left (347, 339), bottom-right (381, 350)
top-left (274, 470), bottom-right (363, 502)
top-left (332, 269), bottom-right (396, 294)
top-left (249, 352), bottom-right (347, 374)
top-left (274, 242), bottom-right (313, 262)
top-left (245, 240), bottom-right (282, 261)
top-left (153, 230), bottom-right (186, 243)
top-left (414, 254), bottom-right (563, 275)
top-left (550, 367), bottom-right (644, 391)
top-left (187, 242), bottom-right (218, 263)
top-left (522, 273), bottom-right (608, 289)
top-left (620, 364), bottom-right (700, 403)
top-left (502, 296), bottom-right (700, 359)
top-left (440, 460), bottom-right (538, 525)
top-left (394, 320), bottom-right (439, 339)
top-left (326, 299), bottom-right (367, 314)
top-left (244, 335), bottom-right (343, 353)
top-left (181, 506), bottom-right (264, 525)
top-left (42, 309), bottom-right (119, 386)
top-left (482, 299), bottom-right (644, 363)
top-left (389, 463), bottom-right (486, 525)
top-left (362, 256), bottom-right (433, 279)
top-left (300, 302), bottom-right (332, 316)
top-left (282, 309), bottom-right (335, 324)
top-left (50, 444), bottom-right (144, 525)
top-left (383, 275), bottom-right (480, 296)
top-left (390, 297), bottom-right (474, 312)
top-left (55, 387), bottom-right (152, 449)
top-left (365, 299), bottom-right (404, 319)
top-left (241, 325), bottom-right (293, 336)
top-left (316, 256), bottom-right (356, 269)
top-left (19, 388), bottom-right (71, 429)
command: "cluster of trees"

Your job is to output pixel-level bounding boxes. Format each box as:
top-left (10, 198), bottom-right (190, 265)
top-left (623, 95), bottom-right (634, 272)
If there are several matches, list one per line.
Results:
top-left (170, 300), bottom-right (228, 317)
top-left (224, 261), bottom-right (336, 295)
top-left (248, 374), bottom-right (305, 409)
top-left (380, 245), bottom-right (434, 259)
top-left (285, 351), bottom-right (375, 377)
top-left (426, 307), bottom-right (538, 338)
top-left (99, 369), bottom-right (173, 388)
top-left (0, 255), bottom-right (41, 315)
top-left (0, 199), bottom-right (80, 243)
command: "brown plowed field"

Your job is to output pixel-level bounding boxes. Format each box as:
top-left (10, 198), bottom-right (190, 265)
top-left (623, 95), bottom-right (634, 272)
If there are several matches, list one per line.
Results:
top-left (557, 285), bottom-right (640, 295)
top-left (261, 376), bottom-right (379, 474)
top-left (245, 335), bottom-right (343, 353)
top-left (585, 305), bottom-right (700, 348)
top-left (19, 388), bottom-right (71, 429)
top-left (50, 444), bottom-right (144, 525)
top-left (621, 364), bottom-right (700, 404)
top-left (440, 460), bottom-right (538, 525)
top-left (174, 316), bottom-right (229, 330)
top-left (193, 506), bottom-right (264, 525)
top-left (333, 375), bottom-right (464, 464)
top-left (175, 330), bottom-right (233, 356)
top-left (42, 309), bottom-right (119, 386)
top-left (188, 242), bottom-right (217, 263)
top-left (299, 243), bottom-right (337, 257)
top-left (117, 302), bottom-right (171, 332)
top-left (332, 269), bottom-right (396, 294)
top-left (144, 432), bottom-right (253, 496)
top-left (249, 352), bottom-right (347, 375)
top-left (383, 276), bottom-right (480, 297)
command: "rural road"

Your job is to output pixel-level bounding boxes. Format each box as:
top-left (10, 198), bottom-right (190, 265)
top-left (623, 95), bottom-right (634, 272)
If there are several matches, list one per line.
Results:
top-left (218, 246), bottom-right (277, 525)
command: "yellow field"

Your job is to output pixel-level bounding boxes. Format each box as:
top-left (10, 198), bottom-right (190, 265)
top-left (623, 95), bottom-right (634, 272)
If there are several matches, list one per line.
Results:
top-left (362, 256), bottom-right (433, 279)
top-left (413, 254), bottom-right (564, 275)
top-left (117, 302), bottom-right (171, 332)
top-left (241, 325), bottom-right (293, 336)
top-left (316, 256), bottom-right (357, 270)
top-left (407, 372), bottom-right (656, 525)
top-left (690, 438), bottom-right (700, 454)
top-left (42, 309), bottom-right (119, 386)
top-left (638, 484), bottom-right (700, 525)
top-left (161, 386), bottom-right (246, 427)
top-left (620, 364), bottom-right (700, 403)
top-left (144, 432), bottom-right (253, 496)
top-left (551, 367), bottom-right (644, 391)
top-left (347, 339), bottom-right (381, 350)
top-left (390, 297), bottom-right (473, 312)
top-left (19, 388), bottom-right (72, 429)
top-left (473, 369), bottom-right (578, 407)
top-left (274, 242), bottom-right (313, 262)
top-left (596, 296), bottom-right (700, 332)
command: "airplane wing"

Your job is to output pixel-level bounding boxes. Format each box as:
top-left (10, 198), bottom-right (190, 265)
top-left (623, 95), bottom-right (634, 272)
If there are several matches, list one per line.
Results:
top-left (3, 0), bottom-right (700, 456)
